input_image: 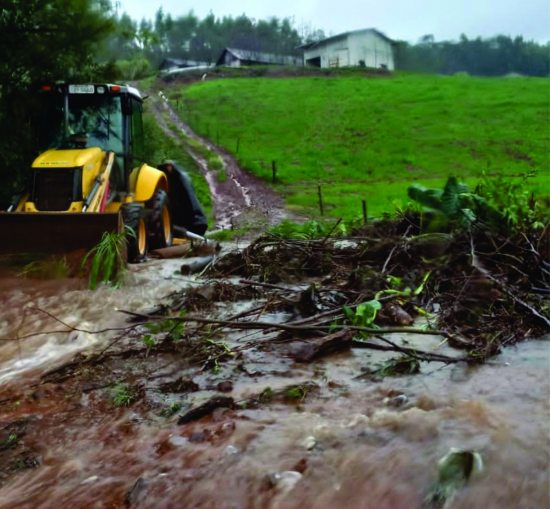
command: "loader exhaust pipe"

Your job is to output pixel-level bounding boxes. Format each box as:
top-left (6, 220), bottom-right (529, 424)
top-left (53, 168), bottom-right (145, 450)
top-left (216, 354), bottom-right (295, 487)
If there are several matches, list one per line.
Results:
top-left (173, 225), bottom-right (207, 243)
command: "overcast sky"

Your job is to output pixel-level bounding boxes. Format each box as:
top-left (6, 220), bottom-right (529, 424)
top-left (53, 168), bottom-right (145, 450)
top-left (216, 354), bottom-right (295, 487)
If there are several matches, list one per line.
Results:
top-left (116, 0), bottom-right (550, 43)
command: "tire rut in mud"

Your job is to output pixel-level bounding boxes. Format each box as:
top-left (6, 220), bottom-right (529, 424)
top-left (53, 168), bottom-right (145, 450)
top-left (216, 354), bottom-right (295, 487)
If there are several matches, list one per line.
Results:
top-left (149, 95), bottom-right (296, 231)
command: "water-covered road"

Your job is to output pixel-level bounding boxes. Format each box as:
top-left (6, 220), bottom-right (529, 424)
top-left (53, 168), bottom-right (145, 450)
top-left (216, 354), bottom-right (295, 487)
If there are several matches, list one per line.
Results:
top-left (0, 257), bottom-right (549, 509)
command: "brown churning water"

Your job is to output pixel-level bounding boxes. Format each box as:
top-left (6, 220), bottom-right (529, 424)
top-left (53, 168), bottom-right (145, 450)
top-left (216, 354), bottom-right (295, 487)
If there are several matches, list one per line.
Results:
top-left (0, 260), bottom-right (548, 509)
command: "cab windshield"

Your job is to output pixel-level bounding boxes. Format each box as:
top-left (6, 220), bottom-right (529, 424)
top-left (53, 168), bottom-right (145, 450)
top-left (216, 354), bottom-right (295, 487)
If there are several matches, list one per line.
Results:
top-left (39, 93), bottom-right (124, 155)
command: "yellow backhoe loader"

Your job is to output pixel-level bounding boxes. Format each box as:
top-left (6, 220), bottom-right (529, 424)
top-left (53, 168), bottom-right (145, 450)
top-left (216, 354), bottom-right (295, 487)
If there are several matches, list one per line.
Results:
top-left (0, 83), bottom-right (176, 262)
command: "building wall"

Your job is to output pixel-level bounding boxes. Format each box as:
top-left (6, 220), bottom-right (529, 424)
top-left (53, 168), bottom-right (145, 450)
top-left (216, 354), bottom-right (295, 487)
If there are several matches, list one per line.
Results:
top-left (304, 39), bottom-right (347, 68)
top-left (223, 52), bottom-right (241, 67)
top-left (304, 31), bottom-right (394, 70)
top-left (348, 31), bottom-right (394, 70)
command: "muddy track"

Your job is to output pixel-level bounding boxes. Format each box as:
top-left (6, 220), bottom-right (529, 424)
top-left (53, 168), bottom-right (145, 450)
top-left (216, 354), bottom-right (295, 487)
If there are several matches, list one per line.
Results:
top-left (150, 94), bottom-right (294, 230)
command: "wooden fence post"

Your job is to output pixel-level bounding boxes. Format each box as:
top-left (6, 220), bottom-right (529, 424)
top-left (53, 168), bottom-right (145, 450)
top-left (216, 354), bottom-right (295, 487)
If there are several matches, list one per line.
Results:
top-left (318, 185), bottom-right (324, 216)
top-left (362, 200), bottom-right (368, 224)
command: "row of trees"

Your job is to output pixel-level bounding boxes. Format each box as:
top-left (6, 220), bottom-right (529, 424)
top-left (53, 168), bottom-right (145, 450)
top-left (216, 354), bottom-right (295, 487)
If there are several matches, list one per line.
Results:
top-left (1, 2), bottom-right (548, 204)
top-left (108, 11), bottom-right (549, 78)
top-left (0, 0), bottom-right (117, 205)
top-left (104, 10), bottom-right (310, 77)
top-left (106, 11), bottom-right (549, 80)
top-left (395, 34), bottom-right (549, 77)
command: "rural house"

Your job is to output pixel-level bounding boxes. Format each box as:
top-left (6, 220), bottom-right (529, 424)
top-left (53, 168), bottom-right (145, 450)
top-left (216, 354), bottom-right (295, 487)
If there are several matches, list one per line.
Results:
top-left (301, 29), bottom-right (394, 70)
top-left (216, 47), bottom-right (302, 67)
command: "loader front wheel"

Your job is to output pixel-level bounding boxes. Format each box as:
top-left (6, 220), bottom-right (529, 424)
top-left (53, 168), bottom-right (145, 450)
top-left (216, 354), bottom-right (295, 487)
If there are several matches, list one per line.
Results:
top-left (147, 189), bottom-right (173, 250)
top-left (122, 203), bottom-right (147, 263)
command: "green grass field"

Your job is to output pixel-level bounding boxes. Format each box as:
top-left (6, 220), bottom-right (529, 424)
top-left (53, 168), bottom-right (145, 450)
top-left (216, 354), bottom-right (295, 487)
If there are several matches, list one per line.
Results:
top-left (170, 72), bottom-right (549, 219)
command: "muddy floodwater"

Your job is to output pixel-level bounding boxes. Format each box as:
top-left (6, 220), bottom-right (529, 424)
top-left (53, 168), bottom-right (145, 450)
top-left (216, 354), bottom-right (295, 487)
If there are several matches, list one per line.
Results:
top-left (0, 258), bottom-right (190, 387)
top-left (0, 256), bottom-right (549, 509)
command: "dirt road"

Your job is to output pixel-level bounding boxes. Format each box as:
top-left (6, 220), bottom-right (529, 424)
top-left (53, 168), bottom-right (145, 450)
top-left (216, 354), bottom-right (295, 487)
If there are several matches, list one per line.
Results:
top-left (150, 94), bottom-right (293, 231)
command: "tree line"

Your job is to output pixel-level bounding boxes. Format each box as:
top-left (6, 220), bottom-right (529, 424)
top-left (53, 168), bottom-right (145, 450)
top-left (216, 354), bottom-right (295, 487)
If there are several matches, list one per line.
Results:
top-left (105, 11), bottom-right (549, 79)
top-left (104, 9), bottom-right (311, 79)
top-left (395, 34), bottom-right (549, 77)
top-left (0, 0), bottom-right (548, 205)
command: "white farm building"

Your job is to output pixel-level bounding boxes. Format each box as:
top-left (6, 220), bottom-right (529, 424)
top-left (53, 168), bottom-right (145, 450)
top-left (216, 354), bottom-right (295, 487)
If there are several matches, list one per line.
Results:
top-left (301, 29), bottom-right (394, 70)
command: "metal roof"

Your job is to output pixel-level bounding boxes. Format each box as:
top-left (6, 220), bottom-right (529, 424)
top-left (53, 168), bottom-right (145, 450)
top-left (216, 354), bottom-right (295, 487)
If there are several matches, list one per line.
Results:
top-left (300, 28), bottom-right (394, 50)
top-left (160, 58), bottom-right (210, 69)
top-left (217, 47), bottom-right (301, 66)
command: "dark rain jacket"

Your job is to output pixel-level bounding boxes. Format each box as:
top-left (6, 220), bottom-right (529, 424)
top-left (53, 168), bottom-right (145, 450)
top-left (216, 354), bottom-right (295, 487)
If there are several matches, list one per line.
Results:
top-left (159, 162), bottom-right (208, 236)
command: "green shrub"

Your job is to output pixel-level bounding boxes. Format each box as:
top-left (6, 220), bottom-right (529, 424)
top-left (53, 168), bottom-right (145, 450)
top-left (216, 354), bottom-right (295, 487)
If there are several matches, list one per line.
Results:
top-left (116, 56), bottom-right (153, 80)
top-left (110, 382), bottom-right (135, 407)
top-left (476, 172), bottom-right (550, 230)
top-left (81, 230), bottom-right (127, 290)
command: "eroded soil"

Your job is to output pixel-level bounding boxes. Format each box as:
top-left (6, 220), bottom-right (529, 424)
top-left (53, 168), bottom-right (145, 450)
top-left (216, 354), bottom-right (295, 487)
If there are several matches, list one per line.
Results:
top-left (150, 93), bottom-right (293, 231)
top-left (1, 330), bottom-right (548, 509)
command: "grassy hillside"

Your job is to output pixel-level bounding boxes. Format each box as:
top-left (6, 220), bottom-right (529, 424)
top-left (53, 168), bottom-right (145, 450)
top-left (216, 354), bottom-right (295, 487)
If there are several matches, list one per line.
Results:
top-left (171, 73), bottom-right (549, 219)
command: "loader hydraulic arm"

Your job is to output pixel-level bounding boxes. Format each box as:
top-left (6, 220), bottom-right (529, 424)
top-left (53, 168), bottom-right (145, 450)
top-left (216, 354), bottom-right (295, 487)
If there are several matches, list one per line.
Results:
top-left (82, 152), bottom-right (114, 212)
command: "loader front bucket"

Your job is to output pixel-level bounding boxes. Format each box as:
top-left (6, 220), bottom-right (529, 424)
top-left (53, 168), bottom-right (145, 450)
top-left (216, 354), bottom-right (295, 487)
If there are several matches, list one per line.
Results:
top-left (0, 212), bottom-right (122, 255)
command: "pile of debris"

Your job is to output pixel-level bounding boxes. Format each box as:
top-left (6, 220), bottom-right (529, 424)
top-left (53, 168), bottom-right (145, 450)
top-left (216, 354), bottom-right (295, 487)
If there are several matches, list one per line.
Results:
top-left (168, 214), bottom-right (549, 362)
top-left (47, 213), bottom-right (547, 396)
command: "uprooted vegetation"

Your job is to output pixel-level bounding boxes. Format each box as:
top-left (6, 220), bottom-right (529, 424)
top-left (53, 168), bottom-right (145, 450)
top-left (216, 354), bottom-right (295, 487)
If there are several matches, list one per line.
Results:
top-left (8, 178), bottom-right (548, 382)
top-left (35, 202), bottom-right (543, 429)
top-left (120, 178), bottom-right (549, 374)
top-left (204, 215), bottom-right (548, 360)
top-left (95, 208), bottom-right (544, 401)
top-left (15, 202), bottom-right (547, 446)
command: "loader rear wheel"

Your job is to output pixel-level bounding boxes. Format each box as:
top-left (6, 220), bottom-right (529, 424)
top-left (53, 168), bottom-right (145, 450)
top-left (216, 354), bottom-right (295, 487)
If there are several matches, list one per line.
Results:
top-left (122, 203), bottom-right (147, 263)
top-left (147, 189), bottom-right (173, 250)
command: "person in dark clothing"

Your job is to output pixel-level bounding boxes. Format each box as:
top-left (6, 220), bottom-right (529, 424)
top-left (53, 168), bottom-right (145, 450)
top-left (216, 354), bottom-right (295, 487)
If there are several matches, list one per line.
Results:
top-left (158, 160), bottom-right (208, 236)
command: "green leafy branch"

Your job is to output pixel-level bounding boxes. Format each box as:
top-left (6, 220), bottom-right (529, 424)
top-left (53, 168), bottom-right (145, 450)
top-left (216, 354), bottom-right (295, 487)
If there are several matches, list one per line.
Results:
top-left (81, 228), bottom-right (130, 290)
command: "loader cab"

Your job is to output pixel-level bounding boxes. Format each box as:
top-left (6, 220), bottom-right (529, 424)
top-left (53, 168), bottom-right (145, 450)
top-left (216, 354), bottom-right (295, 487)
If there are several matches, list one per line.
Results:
top-left (37, 83), bottom-right (145, 193)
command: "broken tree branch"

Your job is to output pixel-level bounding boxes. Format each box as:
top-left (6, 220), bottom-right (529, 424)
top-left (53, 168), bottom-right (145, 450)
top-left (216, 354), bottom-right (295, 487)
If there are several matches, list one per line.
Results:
top-left (119, 310), bottom-right (460, 341)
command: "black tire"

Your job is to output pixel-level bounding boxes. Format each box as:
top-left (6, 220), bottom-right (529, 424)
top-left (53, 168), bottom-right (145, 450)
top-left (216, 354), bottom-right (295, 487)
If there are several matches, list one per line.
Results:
top-left (146, 189), bottom-right (173, 250)
top-left (121, 203), bottom-right (147, 263)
